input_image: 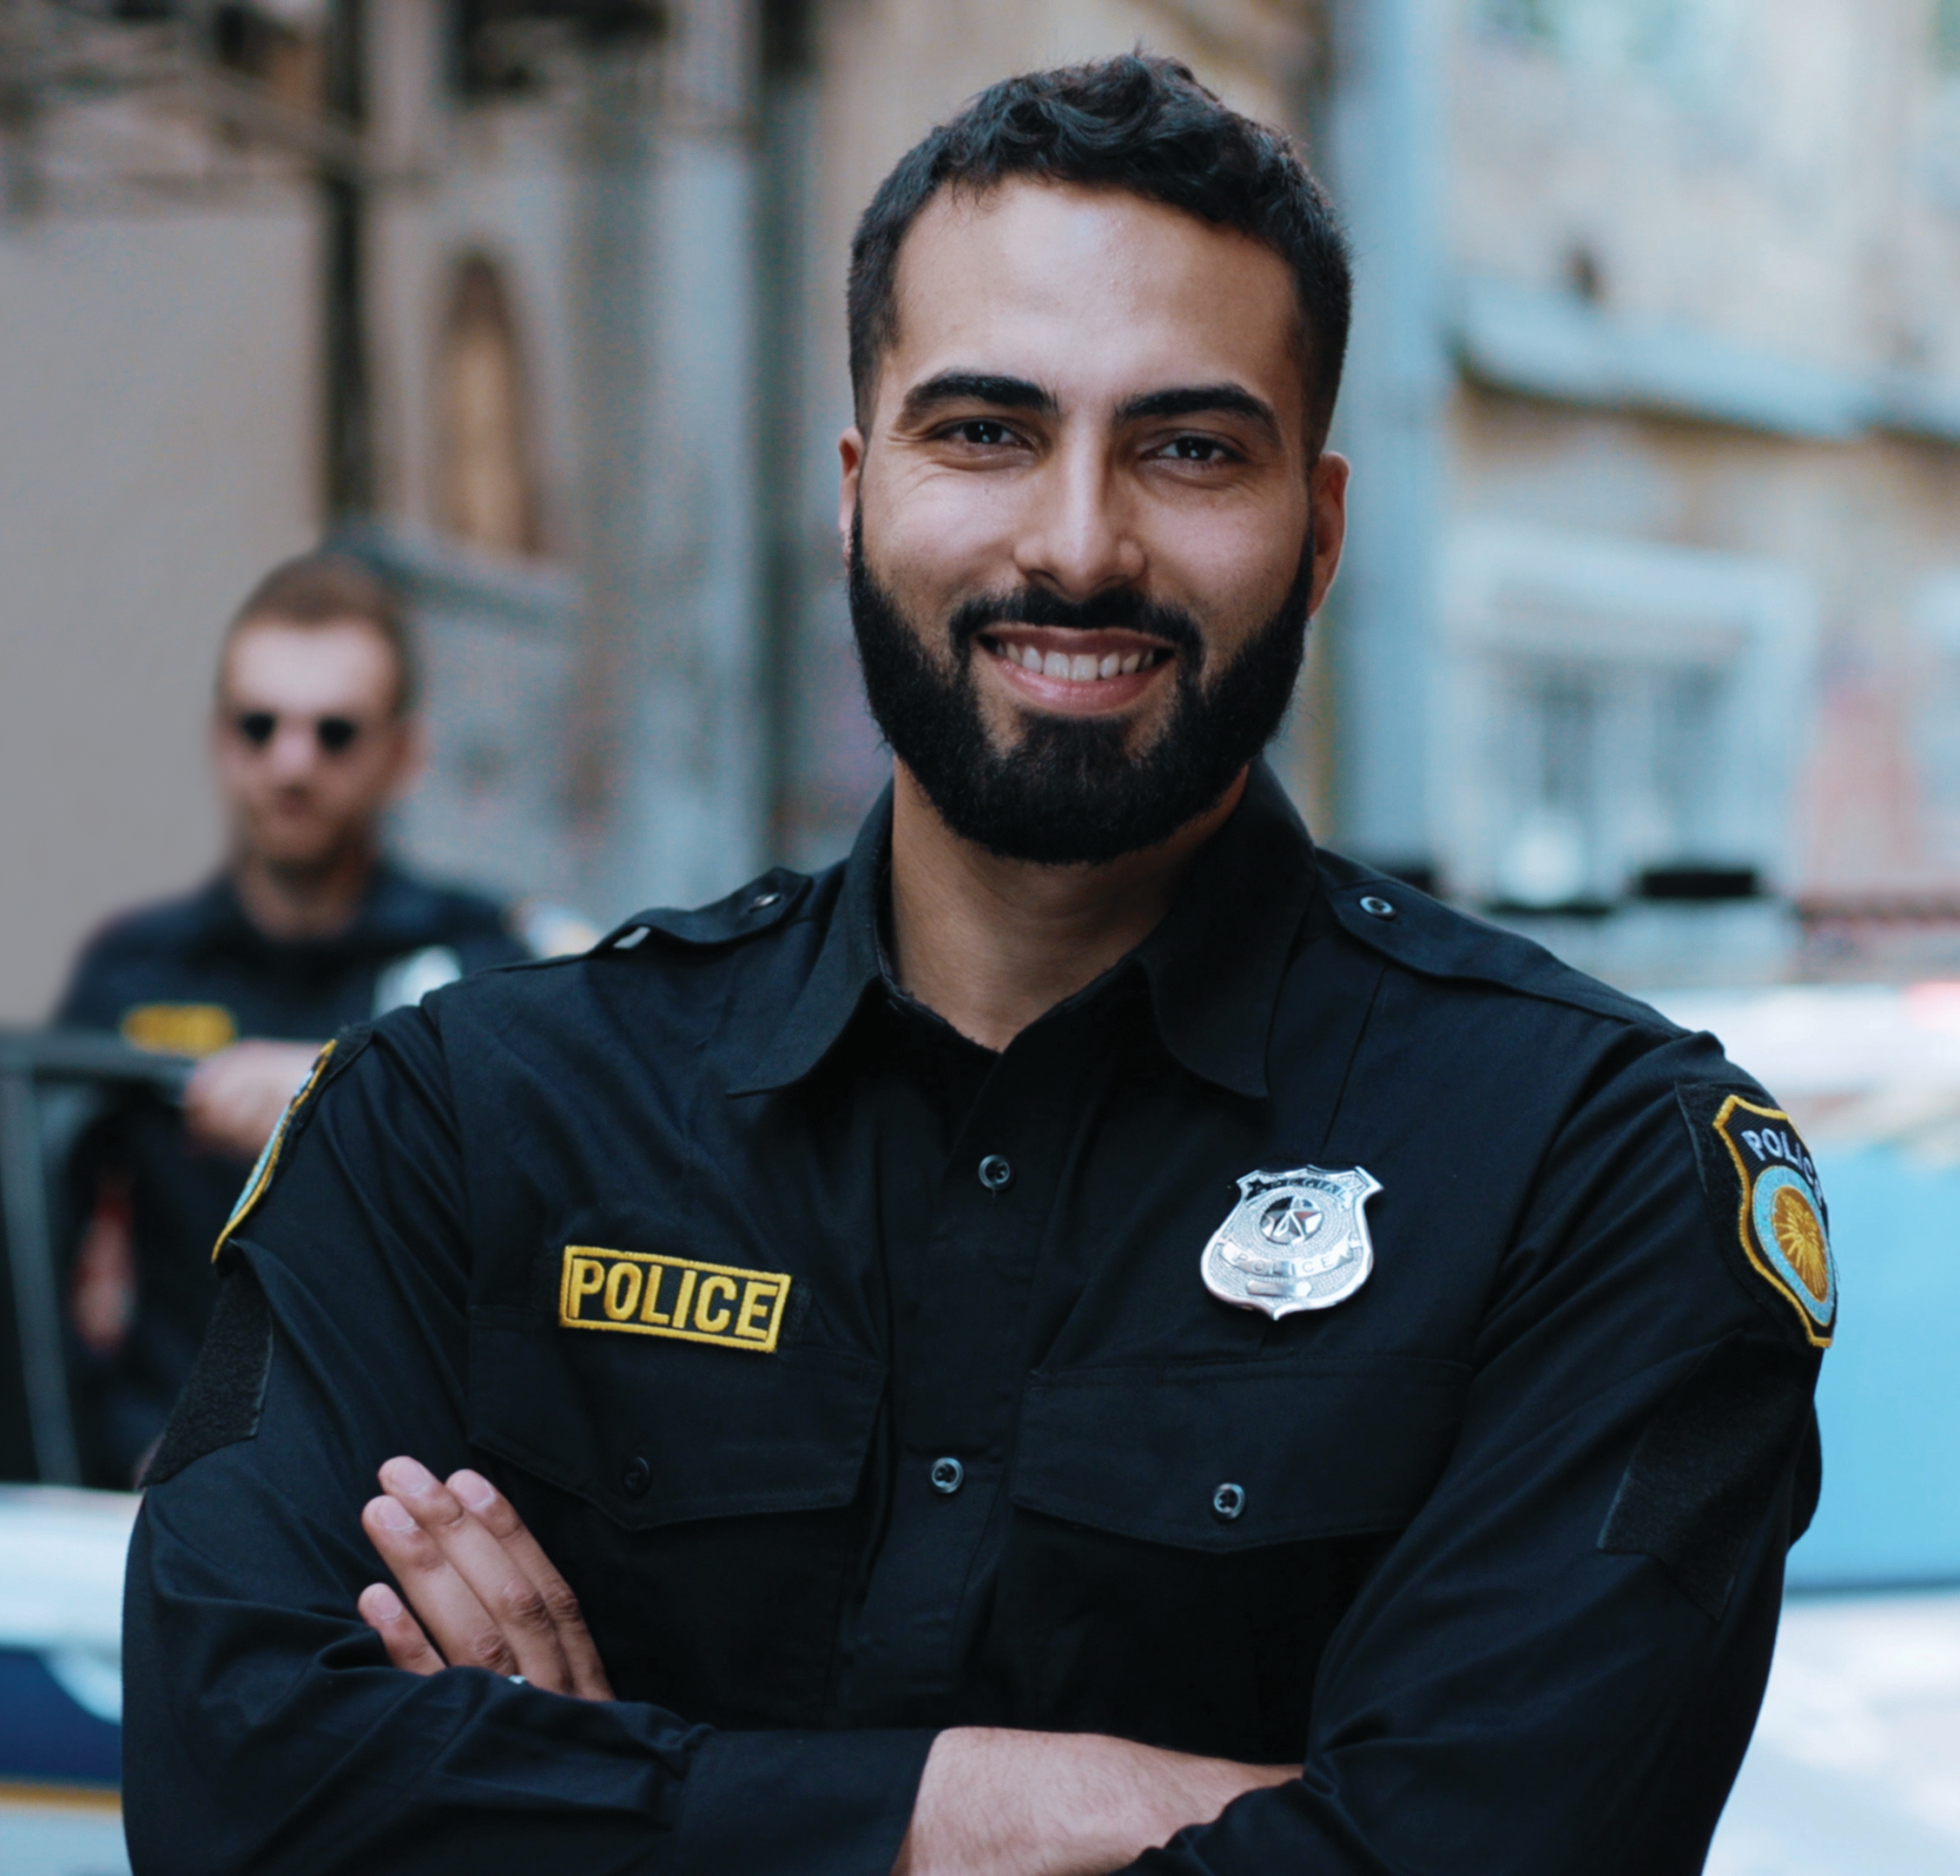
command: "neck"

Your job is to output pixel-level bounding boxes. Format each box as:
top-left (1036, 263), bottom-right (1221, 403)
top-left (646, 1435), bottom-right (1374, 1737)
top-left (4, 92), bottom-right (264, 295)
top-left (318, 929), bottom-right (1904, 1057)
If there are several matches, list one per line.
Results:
top-left (888, 764), bottom-right (1247, 1053)
top-left (231, 840), bottom-right (376, 942)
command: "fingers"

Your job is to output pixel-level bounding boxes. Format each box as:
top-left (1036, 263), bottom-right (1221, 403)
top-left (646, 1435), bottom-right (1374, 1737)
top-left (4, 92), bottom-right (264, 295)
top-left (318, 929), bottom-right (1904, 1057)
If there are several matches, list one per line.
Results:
top-left (362, 1490), bottom-right (524, 1681)
top-left (358, 1582), bottom-right (446, 1675)
top-left (367, 1457), bottom-right (594, 1697)
top-left (448, 1470), bottom-right (614, 1701)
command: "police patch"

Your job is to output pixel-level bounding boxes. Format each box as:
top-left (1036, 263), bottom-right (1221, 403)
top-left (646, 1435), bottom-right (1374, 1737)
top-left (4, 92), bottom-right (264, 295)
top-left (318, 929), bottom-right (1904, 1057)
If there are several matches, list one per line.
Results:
top-left (1200, 1165), bottom-right (1382, 1318)
top-left (122, 1001), bottom-right (237, 1058)
top-left (1681, 1087), bottom-right (1835, 1349)
top-left (211, 1040), bottom-right (339, 1263)
top-left (558, 1246), bottom-right (791, 1353)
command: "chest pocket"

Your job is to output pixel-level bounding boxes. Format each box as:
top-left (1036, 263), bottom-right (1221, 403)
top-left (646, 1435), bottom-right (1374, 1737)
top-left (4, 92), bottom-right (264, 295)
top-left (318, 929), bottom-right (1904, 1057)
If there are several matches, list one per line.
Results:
top-left (1011, 1352), bottom-right (1470, 1549)
top-left (466, 1305), bottom-right (884, 1730)
top-left (466, 1306), bottom-right (885, 1529)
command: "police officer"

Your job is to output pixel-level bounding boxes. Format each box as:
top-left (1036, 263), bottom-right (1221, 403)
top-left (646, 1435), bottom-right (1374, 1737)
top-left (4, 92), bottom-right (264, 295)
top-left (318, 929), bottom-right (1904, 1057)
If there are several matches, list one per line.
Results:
top-left (57, 553), bottom-right (531, 1483)
top-left (123, 58), bottom-right (1830, 1875)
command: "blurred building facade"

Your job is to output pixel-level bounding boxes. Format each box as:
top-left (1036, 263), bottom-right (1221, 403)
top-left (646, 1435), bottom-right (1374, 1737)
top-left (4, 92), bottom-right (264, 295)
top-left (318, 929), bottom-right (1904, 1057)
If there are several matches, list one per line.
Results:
top-left (1428, 0), bottom-right (1960, 983)
top-left (7, 0), bottom-right (1960, 1016)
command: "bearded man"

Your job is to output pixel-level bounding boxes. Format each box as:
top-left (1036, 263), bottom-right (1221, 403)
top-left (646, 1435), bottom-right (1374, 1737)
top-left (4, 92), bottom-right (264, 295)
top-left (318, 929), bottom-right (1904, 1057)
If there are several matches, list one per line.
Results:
top-left (123, 56), bottom-right (1830, 1876)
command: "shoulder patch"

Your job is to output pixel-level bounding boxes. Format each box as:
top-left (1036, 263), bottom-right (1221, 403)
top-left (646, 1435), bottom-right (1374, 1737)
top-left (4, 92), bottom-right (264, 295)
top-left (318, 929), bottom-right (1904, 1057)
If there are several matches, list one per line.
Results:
top-left (1677, 1084), bottom-right (1836, 1349)
top-left (211, 1032), bottom-right (366, 1262)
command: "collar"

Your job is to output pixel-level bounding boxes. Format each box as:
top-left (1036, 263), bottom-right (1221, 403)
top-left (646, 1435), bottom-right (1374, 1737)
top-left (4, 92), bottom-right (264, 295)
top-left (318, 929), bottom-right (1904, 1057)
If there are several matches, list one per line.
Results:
top-left (1127, 761), bottom-right (1319, 1098)
top-left (732, 761), bottom-right (1320, 1100)
top-left (730, 801), bottom-right (891, 1094)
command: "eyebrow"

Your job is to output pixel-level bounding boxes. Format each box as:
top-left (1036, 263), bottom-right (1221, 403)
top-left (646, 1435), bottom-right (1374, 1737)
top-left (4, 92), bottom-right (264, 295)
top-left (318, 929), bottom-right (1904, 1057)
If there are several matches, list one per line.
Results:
top-left (897, 372), bottom-right (1059, 424)
top-left (1113, 383), bottom-right (1282, 443)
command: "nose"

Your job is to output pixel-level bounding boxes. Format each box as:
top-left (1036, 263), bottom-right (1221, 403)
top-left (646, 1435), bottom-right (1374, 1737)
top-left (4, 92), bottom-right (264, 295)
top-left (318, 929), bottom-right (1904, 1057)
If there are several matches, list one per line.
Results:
top-left (267, 718), bottom-right (320, 776)
top-left (1013, 433), bottom-right (1145, 600)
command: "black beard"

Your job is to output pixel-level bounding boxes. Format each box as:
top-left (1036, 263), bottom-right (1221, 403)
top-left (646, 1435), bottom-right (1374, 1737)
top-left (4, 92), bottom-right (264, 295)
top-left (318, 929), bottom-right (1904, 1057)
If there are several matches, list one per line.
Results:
top-left (847, 511), bottom-right (1314, 865)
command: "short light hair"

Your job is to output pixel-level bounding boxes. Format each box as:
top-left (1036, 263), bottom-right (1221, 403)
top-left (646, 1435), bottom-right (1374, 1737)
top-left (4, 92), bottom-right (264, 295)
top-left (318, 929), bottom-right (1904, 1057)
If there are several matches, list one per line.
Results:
top-left (223, 552), bottom-right (417, 716)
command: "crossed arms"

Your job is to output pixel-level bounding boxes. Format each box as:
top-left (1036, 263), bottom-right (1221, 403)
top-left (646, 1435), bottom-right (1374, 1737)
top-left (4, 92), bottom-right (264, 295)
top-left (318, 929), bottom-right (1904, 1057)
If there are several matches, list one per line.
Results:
top-left (355, 1455), bottom-right (1296, 1875)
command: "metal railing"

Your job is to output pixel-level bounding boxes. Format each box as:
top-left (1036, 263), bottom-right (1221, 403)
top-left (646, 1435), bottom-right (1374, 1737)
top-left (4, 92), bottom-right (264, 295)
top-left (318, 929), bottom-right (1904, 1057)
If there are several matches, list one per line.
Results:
top-left (0, 1029), bottom-right (191, 1484)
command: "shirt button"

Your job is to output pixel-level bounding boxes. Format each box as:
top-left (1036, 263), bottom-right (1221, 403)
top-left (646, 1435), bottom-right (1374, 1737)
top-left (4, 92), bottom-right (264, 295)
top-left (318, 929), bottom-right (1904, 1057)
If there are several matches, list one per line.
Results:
top-left (1358, 895), bottom-right (1396, 920)
top-left (1211, 1481), bottom-right (1246, 1522)
top-left (621, 1457), bottom-right (651, 1497)
top-left (930, 1457), bottom-right (966, 1495)
top-left (977, 1154), bottom-right (1013, 1192)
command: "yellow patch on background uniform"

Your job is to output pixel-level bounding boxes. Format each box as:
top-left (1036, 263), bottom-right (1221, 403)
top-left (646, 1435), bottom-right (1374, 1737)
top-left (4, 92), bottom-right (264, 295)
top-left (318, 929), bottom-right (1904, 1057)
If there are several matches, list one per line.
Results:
top-left (210, 1040), bottom-right (338, 1262)
top-left (1711, 1093), bottom-right (1836, 1349)
top-left (558, 1245), bottom-right (790, 1354)
top-left (122, 1002), bottom-right (236, 1058)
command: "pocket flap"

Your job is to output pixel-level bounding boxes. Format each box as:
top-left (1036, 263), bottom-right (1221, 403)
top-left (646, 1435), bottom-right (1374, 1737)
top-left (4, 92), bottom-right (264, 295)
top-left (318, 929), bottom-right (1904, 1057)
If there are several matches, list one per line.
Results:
top-left (469, 1308), bottom-right (885, 1531)
top-left (1012, 1355), bottom-right (1469, 1551)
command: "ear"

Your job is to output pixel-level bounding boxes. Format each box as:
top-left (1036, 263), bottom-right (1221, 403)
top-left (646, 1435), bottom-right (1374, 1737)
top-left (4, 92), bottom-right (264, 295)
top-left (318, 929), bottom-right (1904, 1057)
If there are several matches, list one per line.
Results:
top-left (1306, 452), bottom-right (1350, 618)
top-left (837, 426), bottom-right (866, 568)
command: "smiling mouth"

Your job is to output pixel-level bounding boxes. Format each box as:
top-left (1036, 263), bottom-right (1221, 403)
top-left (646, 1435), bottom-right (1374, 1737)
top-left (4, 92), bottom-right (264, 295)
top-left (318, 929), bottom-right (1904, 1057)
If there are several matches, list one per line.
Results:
top-left (979, 629), bottom-right (1175, 686)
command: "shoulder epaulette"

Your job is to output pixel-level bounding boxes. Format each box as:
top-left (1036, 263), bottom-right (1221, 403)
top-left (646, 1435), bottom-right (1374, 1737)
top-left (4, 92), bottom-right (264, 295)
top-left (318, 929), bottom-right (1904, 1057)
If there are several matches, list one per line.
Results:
top-left (599, 868), bottom-right (812, 955)
top-left (1316, 849), bottom-right (1680, 1034)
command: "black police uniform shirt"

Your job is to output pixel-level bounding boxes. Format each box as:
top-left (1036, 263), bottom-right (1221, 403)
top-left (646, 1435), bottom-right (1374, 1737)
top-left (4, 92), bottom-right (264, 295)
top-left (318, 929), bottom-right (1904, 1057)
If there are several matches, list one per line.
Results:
top-left (56, 864), bottom-right (525, 1480)
top-left (122, 765), bottom-right (1831, 1876)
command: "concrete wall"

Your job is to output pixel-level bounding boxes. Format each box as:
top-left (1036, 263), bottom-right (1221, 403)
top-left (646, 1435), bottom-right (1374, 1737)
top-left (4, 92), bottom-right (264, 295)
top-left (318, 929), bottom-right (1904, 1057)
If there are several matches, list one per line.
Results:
top-left (0, 207), bottom-right (319, 1021)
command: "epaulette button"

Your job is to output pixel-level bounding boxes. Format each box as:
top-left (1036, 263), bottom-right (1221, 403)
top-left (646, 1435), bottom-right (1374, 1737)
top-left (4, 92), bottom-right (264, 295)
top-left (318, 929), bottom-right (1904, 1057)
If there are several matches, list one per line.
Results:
top-left (1359, 895), bottom-right (1397, 920)
top-left (747, 891), bottom-right (782, 913)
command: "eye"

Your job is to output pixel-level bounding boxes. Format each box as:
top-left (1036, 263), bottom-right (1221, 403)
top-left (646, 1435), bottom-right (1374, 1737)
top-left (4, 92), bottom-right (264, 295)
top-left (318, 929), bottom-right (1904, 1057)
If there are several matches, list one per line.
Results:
top-left (315, 717), bottom-right (361, 755)
top-left (948, 419), bottom-right (1019, 447)
top-left (235, 711), bottom-right (276, 749)
top-left (1158, 435), bottom-right (1235, 464)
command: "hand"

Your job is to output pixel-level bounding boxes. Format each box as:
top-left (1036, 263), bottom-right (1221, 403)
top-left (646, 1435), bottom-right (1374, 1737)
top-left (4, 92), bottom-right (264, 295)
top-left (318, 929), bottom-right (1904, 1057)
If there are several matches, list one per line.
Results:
top-left (892, 1727), bottom-right (1297, 1876)
top-left (181, 1040), bottom-right (323, 1159)
top-left (357, 1457), bottom-right (615, 1701)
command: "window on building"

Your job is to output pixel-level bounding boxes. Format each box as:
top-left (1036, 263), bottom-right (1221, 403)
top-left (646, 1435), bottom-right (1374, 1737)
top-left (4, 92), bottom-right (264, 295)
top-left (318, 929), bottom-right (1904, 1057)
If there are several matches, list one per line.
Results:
top-left (1440, 521), bottom-right (1818, 911)
top-left (435, 254), bottom-right (543, 559)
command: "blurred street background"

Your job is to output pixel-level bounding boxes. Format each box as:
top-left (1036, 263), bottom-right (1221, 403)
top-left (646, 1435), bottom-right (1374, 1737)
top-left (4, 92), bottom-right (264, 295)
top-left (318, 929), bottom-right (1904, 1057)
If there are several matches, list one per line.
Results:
top-left (3, 1), bottom-right (1960, 1869)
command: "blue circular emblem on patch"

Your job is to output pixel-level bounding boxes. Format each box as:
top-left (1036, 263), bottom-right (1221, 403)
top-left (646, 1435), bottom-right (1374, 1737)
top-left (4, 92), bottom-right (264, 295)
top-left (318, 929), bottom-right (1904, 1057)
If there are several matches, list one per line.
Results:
top-left (1750, 1164), bottom-right (1834, 1326)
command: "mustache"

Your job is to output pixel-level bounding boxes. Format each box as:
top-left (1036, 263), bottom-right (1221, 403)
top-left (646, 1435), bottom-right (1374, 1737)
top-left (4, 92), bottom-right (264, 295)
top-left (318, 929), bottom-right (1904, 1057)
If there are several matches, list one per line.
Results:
top-left (947, 585), bottom-right (1207, 665)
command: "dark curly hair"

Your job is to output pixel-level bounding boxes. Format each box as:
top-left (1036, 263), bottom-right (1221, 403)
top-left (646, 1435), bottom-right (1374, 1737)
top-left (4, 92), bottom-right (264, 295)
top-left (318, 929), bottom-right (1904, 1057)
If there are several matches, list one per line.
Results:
top-left (846, 53), bottom-right (1351, 450)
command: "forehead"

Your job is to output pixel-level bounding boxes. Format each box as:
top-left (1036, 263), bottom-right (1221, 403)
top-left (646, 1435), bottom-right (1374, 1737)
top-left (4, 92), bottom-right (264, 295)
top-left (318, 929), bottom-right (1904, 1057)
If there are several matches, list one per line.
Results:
top-left (884, 178), bottom-right (1302, 418)
top-left (221, 618), bottom-right (399, 712)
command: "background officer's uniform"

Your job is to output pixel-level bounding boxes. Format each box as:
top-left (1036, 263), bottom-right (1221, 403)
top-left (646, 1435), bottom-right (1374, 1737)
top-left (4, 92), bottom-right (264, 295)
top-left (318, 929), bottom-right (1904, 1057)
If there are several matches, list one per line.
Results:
top-left (56, 865), bottom-right (525, 1481)
top-left (122, 766), bottom-right (1827, 1875)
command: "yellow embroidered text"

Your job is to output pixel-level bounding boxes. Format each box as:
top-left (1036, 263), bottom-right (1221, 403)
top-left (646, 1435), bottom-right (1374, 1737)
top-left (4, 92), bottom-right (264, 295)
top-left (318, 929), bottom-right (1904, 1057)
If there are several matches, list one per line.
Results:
top-left (558, 1245), bottom-right (791, 1354)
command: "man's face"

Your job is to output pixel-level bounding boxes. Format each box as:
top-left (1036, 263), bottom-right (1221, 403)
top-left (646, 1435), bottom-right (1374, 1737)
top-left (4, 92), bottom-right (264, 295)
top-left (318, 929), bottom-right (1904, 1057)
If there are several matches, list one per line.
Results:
top-left (212, 618), bottom-right (419, 875)
top-left (839, 178), bottom-right (1348, 864)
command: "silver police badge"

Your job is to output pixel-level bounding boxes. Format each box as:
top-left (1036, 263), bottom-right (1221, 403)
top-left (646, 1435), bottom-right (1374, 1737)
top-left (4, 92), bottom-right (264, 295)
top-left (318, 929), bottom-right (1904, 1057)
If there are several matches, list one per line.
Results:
top-left (1200, 1166), bottom-right (1383, 1319)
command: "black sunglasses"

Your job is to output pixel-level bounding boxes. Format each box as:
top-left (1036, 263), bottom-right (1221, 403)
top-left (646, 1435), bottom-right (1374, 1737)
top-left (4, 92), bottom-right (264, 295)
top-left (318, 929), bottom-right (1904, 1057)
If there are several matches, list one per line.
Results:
top-left (234, 710), bottom-right (366, 756)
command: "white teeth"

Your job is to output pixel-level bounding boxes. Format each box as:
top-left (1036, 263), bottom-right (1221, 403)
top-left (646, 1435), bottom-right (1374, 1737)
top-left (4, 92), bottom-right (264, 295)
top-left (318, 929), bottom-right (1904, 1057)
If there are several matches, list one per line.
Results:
top-left (997, 642), bottom-right (1162, 682)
